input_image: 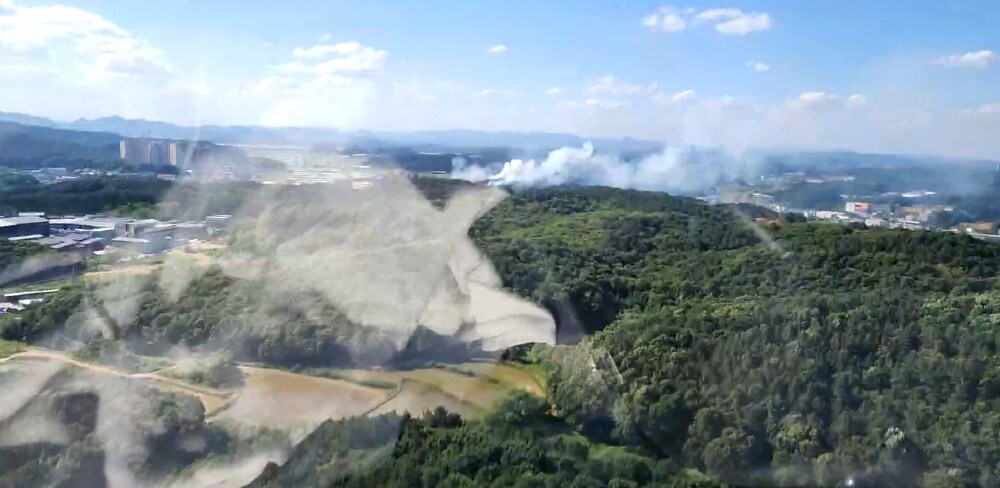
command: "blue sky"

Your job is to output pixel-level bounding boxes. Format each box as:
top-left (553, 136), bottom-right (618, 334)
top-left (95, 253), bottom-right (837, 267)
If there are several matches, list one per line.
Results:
top-left (1, 0), bottom-right (999, 158)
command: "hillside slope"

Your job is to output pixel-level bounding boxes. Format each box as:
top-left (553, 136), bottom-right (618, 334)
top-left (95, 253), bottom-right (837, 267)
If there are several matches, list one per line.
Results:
top-left (253, 185), bottom-right (1000, 487)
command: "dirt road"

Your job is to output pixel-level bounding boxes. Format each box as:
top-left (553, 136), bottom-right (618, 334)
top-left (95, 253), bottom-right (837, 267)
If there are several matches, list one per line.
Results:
top-left (0, 349), bottom-right (235, 413)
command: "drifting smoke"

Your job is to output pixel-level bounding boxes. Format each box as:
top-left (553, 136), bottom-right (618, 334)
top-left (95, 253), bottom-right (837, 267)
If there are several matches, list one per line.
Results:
top-left (0, 168), bottom-right (556, 487)
top-left (453, 141), bottom-right (759, 195)
top-left (0, 253), bottom-right (81, 287)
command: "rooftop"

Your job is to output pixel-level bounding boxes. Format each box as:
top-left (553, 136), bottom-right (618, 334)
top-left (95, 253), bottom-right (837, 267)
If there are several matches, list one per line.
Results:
top-left (112, 236), bottom-right (150, 243)
top-left (7, 234), bottom-right (43, 242)
top-left (0, 216), bottom-right (48, 226)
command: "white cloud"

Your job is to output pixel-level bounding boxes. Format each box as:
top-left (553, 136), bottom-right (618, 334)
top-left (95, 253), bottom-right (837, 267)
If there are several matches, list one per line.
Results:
top-left (672, 89), bottom-right (696, 103)
top-left (642, 6), bottom-right (687, 33)
top-left (545, 86), bottom-right (564, 96)
top-left (793, 91), bottom-right (842, 108)
top-left (644, 6), bottom-right (772, 36)
top-left (0, 0), bottom-right (174, 82)
top-left (846, 94), bottom-right (866, 109)
top-left (966, 103), bottom-right (1000, 115)
top-left (485, 44), bottom-right (507, 54)
top-left (694, 8), bottom-right (772, 35)
top-left (652, 89), bottom-right (696, 104)
top-left (585, 98), bottom-right (629, 110)
top-left (244, 40), bottom-right (390, 127)
top-left (785, 92), bottom-right (867, 112)
top-left (479, 88), bottom-right (518, 97)
top-left (586, 75), bottom-right (658, 96)
top-left (934, 50), bottom-right (996, 69)
top-left (746, 61), bottom-right (770, 72)
top-left (280, 42), bottom-right (388, 74)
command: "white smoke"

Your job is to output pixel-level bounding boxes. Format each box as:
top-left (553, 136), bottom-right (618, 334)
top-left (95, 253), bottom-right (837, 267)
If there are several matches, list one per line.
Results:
top-left (453, 141), bottom-right (758, 195)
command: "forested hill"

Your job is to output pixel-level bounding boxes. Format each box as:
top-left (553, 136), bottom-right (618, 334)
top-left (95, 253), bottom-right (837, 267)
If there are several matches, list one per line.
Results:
top-left (6, 180), bottom-right (1000, 486)
top-left (0, 121), bottom-right (121, 169)
top-left (250, 184), bottom-right (1000, 487)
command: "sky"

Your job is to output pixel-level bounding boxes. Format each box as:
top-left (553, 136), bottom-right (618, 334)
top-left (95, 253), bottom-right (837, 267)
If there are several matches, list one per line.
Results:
top-left (1, 0), bottom-right (1000, 158)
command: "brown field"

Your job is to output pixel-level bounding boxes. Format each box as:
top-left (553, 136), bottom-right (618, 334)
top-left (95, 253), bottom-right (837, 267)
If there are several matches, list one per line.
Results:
top-left (368, 379), bottom-right (478, 418)
top-left (213, 366), bottom-right (389, 429)
top-left (450, 362), bottom-right (546, 397)
top-left (2, 351), bottom-right (542, 433)
top-left (326, 361), bottom-right (545, 416)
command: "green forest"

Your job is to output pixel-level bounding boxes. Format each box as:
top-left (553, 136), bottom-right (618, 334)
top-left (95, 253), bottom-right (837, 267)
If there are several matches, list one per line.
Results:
top-left (5, 182), bottom-right (1000, 486)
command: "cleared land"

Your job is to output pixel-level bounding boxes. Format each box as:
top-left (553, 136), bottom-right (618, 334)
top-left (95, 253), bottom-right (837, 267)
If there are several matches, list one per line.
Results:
top-left (369, 379), bottom-right (477, 418)
top-left (0, 349), bottom-right (235, 415)
top-left (83, 263), bottom-right (159, 281)
top-left (213, 366), bottom-right (389, 429)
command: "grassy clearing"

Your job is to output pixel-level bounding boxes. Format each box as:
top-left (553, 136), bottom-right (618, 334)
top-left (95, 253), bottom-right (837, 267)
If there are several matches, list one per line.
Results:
top-left (298, 361), bottom-right (547, 416)
top-left (0, 339), bottom-right (25, 359)
top-left (450, 362), bottom-right (547, 397)
top-left (300, 368), bottom-right (398, 390)
top-left (369, 379), bottom-right (478, 418)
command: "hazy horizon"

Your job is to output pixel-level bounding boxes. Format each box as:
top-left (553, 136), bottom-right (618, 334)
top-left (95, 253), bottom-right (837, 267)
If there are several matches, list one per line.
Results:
top-left (0, 0), bottom-right (999, 159)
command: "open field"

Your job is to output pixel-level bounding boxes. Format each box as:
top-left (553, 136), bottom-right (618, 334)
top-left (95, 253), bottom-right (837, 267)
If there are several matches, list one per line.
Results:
top-left (311, 360), bottom-right (546, 416)
top-left (448, 361), bottom-right (546, 397)
top-left (1, 343), bottom-right (542, 431)
top-left (213, 366), bottom-right (389, 429)
top-left (0, 349), bottom-right (236, 415)
top-left (369, 379), bottom-right (477, 418)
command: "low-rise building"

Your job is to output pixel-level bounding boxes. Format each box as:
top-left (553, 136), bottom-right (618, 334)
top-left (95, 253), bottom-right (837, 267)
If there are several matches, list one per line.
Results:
top-left (111, 235), bottom-right (169, 254)
top-left (205, 214), bottom-right (232, 233)
top-left (865, 217), bottom-right (888, 228)
top-left (845, 201), bottom-right (870, 214)
top-left (959, 222), bottom-right (997, 234)
top-left (897, 206), bottom-right (932, 223)
top-left (0, 216), bottom-right (50, 239)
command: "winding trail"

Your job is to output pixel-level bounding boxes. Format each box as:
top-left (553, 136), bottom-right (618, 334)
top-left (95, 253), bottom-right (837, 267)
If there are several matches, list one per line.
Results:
top-left (0, 349), bottom-right (235, 412)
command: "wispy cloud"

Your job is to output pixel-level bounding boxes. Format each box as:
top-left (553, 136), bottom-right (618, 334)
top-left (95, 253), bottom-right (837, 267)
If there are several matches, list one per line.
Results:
top-left (746, 61), bottom-right (770, 72)
top-left (790, 91), bottom-right (866, 110)
top-left (934, 50), bottom-right (996, 68)
top-left (968, 103), bottom-right (1000, 115)
top-left (586, 75), bottom-right (657, 96)
top-left (585, 98), bottom-right (629, 110)
top-left (485, 44), bottom-right (507, 54)
top-left (0, 0), bottom-right (175, 82)
top-left (644, 6), bottom-right (772, 36)
top-left (653, 89), bottom-right (696, 104)
top-left (642, 6), bottom-right (686, 33)
top-left (436, 81), bottom-right (463, 92)
top-left (281, 41), bottom-right (388, 74)
top-left (478, 88), bottom-right (518, 97)
top-left (694, 8), bottom-right (773, 35)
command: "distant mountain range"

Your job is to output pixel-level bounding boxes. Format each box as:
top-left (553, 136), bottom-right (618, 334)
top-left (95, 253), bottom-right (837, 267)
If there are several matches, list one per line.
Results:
top-left (0, 111), bottom-right (663, 154)
top-left (0, 110), bottom-right (995, 171)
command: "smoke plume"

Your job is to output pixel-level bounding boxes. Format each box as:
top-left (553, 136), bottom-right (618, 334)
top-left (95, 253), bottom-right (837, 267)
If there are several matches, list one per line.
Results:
top-left (453, 141), bottom-right (759, 195)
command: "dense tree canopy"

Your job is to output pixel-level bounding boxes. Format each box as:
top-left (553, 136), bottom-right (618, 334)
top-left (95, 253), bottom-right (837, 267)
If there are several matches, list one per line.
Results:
top-left (7, 182), bottom-right (1000, 486)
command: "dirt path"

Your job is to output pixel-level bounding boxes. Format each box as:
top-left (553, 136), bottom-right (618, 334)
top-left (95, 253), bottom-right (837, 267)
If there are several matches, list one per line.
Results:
top-left (0, 349), bottom-right (235, 413)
